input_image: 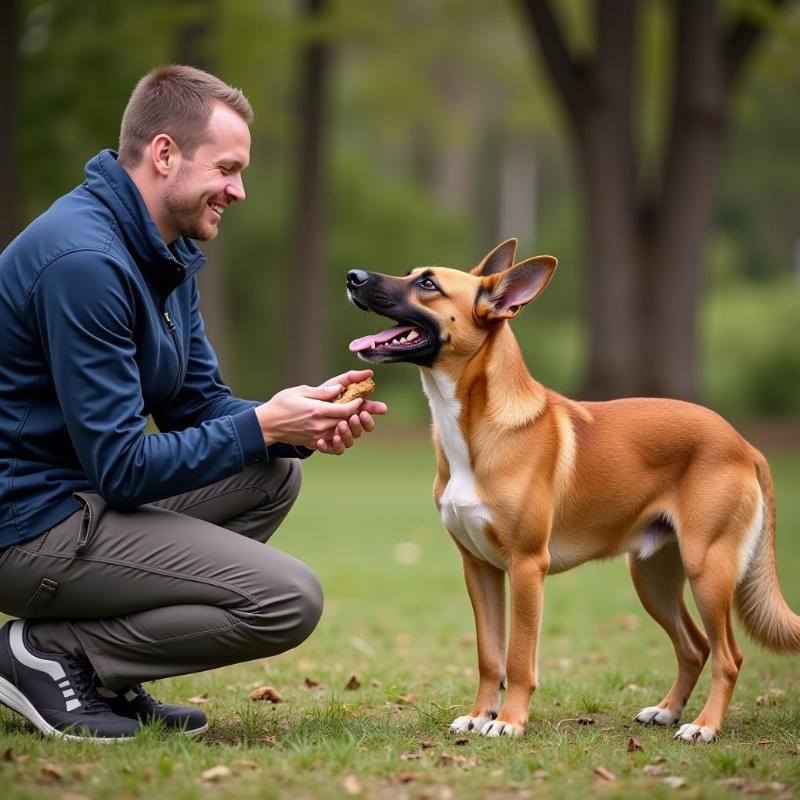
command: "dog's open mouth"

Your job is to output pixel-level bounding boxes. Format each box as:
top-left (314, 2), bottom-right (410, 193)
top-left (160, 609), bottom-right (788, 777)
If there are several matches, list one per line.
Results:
top-left (349, 323), bottom-right (429, 354)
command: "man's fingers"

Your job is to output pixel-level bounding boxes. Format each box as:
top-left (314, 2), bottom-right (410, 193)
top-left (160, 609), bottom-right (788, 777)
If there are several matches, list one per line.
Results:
top-left (361, 400), bottom-right (387, 415)
top-left (326, 369), bottom-right (373, 387)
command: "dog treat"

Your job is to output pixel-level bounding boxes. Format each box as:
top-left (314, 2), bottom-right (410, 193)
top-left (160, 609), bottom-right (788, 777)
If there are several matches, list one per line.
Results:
top-left (334, 377), bottom-right (375, 404)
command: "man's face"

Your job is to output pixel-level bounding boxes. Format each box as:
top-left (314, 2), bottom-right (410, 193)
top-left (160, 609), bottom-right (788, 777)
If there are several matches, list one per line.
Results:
top-left (163, 102), bottom-right (251, 241)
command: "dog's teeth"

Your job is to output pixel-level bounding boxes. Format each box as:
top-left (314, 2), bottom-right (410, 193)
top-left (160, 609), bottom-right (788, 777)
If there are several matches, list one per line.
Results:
top-left (407, 330), bottom-right (419, 342)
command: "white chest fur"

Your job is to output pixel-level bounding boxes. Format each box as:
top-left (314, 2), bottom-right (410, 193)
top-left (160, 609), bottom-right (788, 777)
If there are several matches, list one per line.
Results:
top-left (420, 369), bottom-right (505, 570)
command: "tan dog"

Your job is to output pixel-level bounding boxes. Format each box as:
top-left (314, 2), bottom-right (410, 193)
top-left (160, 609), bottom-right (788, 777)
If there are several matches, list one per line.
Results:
top-left (345, 239), bottom-right (800, 742)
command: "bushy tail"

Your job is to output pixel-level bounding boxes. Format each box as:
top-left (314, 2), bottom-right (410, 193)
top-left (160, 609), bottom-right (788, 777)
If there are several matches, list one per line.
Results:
top-left (734, 452), bottom-right (800, 652)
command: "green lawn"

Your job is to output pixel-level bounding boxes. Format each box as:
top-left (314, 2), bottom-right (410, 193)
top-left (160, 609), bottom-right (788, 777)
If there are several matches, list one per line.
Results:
top-left (1, 431), bottom-right (799, 799)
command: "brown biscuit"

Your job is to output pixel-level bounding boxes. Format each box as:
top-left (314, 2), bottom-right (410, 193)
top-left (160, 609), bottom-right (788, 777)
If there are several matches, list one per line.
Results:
top-left (334, 377), bottom-right (375, 404)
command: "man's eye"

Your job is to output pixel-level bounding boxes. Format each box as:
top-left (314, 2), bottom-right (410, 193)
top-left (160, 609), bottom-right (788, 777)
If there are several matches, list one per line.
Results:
top-left (218, 166), bottom-right (231, 175)
top-left (418, 278), bottom-right (438, 291)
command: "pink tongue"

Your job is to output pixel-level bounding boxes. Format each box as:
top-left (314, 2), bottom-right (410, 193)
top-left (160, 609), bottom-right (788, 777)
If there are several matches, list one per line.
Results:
top-left (349, 325), bottom-right (412, 353)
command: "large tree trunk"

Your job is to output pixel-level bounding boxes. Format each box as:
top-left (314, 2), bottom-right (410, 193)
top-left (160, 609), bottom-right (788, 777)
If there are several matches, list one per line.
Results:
top-left (285, 0), bottom-right (331, 386)
top-left (517, 0), bottom-right (778, 401)
top-left (0, 0), bottom-right (20, 250)
top-left (176, 0), bottom-right (230, 374)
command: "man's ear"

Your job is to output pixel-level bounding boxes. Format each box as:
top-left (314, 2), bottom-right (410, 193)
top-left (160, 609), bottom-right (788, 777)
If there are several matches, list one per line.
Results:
top-left (150, 134), bottom-right (177, 177)
top-left (470, 238), bottom-right (518, 276)
top-left (476, 256), bottom-right (557, 321)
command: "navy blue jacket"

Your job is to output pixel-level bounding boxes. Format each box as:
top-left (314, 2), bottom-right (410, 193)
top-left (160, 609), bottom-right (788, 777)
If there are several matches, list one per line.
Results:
top-left (0, 149), bottom-right (305, 548)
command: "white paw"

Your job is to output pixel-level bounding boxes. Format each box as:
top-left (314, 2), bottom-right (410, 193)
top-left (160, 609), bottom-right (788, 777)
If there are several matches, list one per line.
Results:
top-left (449, 713), bottom-right (494, 733)
top-left (479, 719), bottom-right (523, 738)
top-left (636, 705), bottom-right (680, 726)
top-left (674, 723), bottom-right (716, 743)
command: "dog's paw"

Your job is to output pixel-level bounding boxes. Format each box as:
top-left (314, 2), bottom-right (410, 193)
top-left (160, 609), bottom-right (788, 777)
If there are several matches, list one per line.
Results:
top-left (479, 719), bottom-right (524, 738)
top-left (673, 723), bottom-right (716, 743)
top-left (636, 705), bottom-right (680, 726)
top-left (449, 713), bottom-right (494, 733)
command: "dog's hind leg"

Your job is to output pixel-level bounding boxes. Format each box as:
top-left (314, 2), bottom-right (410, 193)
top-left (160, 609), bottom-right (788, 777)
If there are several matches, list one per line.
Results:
top-left (629, 543), bottom-right (709, 727)
top-left (449, 544), bottom-right (506, 734)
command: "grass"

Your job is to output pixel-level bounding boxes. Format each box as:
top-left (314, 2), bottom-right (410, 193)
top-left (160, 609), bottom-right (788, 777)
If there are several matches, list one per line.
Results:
top-left (1, 431), bottom-right (799, 798)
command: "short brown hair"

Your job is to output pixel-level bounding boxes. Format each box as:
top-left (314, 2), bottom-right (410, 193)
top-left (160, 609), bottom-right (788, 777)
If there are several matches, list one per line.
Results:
top-left (118, 65), bottom-right (254, 166)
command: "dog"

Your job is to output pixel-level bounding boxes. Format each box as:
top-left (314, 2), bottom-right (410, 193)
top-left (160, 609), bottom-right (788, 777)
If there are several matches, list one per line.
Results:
top-left (345, 239), bottom-right (800, 742)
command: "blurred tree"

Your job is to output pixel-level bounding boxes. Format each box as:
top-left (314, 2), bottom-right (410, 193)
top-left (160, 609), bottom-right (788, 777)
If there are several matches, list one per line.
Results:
top-left (285, 0), bottom-right (332, 385)
top-left (175, 0), bottom-right (230, 373)
top-left (517, 0), bottom-right (787, 401)
top-left (0, 0), bottom-right (21, 250)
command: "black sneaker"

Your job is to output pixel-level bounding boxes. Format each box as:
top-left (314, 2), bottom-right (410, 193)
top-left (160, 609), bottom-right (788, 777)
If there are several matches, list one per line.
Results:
top-left (0, 619), bottom-right (140, 741)
top-left (98, 683), bottom-right (208, 736)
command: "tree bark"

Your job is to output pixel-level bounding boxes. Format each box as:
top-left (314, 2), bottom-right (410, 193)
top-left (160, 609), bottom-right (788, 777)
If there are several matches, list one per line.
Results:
top-left (285, 0), bottom-right (331, 386)
top-left (0, 0), bottom-right (21, 250)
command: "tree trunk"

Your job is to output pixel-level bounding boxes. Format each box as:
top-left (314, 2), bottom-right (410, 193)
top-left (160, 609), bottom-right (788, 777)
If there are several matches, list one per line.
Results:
top-left (285, 0), bottom-right (331, 386)
top-left (176, 0), bottom-right (230, 374)
top-left (0, 0), bottom-right (20, 250)
top-left (516, 0), bottom-right (777, 401)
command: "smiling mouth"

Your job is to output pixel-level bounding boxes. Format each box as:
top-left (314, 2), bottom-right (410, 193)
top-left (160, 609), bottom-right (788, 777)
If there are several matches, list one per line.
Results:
top-left (208, 202), bottom-right (225, 216)
top-left (349, 323), bottom-right (428, 354)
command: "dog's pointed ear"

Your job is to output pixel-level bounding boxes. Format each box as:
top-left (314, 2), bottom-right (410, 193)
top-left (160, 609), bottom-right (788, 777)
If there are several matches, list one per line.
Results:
top-left (470, 239), bottom-right (517, 276)
top-left (476, 256), bottom-right (557, 321)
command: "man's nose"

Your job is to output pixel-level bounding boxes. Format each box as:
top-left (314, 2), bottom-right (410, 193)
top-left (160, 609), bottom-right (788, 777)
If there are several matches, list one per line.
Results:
top-left (226, 174), bottom-right (246, 203)
top-left (347, 269), bottom-right (370, 288)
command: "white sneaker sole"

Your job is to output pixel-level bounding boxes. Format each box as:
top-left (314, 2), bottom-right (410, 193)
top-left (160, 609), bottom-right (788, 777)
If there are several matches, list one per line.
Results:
top-left (0, 675), bottom-right (137, 742)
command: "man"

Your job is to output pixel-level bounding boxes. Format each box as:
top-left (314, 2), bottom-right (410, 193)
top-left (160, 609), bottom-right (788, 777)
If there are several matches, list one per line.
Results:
top-left (0, 65), bottom-right (386, 741)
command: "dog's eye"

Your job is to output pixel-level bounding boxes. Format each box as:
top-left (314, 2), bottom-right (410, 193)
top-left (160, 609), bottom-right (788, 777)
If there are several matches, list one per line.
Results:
top-left (417, 277), bottom-right (438, 291)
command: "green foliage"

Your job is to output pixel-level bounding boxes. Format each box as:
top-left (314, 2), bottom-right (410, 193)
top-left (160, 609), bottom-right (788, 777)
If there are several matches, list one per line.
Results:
top-left (703, 279), bottom-right (800, 420)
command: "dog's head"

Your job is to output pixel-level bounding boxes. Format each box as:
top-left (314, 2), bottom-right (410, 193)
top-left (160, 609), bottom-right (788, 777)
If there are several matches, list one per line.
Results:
top-left (345, 239), bottom-right (557, 368)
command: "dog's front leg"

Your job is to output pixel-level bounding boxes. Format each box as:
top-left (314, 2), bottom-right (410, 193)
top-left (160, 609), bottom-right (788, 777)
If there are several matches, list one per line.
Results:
top-left (481, 552), bottom-right (549, 737)
top-left (450, 542), bottom-right (506, 734)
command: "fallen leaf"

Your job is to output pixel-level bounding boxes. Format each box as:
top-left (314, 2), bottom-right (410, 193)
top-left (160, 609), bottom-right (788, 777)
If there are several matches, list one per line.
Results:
top-left (397, 771), bottom-right (420, 783)
top-left (627, 736), bottom-right (643, 752)
top-left (370, 679), bottom-right (381, 688)
top-left (40, 763), bottom-right (64, 782)
top-left (397, 693), bottom-right (420, 705)
top-left (249, 686), bottom-right (283, 703)
top-left (345, 675), bottom-right (361, 691)
top-left (401, 753), bottom-right (423, 761)
top-left (303, 677), bottom-right (320, 688)
top-left (233, 760), bottom-right (260, 771)
top-left (755, 738), bottom-right (774, 746)
top-left (438, 753), bottom-right (454, 767)
top-left (262, 735), bottom-right (278, 747)
top-left (200, 765), bottom-right (232, 782)
top-left (643, 764), bottom-right (668, 777)
top-left (420, 740), bottom-right (437, 749)
top-left (2, 748), bottom-right (13, 763)
top-left (342, 774), bottom-right (362, 795)
top-left (593, 766), bottom-right (616, 781)
top-left (454, 738), bottom-right (469, 746)
top-left (578, 717), bottom-right (595, 725)
top-left (662, 776), bottom-right (686, 788)
top-left (187, 692), bottom-right (210, 704)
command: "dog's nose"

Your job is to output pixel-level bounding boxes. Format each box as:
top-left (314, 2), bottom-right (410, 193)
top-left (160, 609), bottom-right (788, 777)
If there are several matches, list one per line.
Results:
top-left (347, 269), bottom-right (370, 288)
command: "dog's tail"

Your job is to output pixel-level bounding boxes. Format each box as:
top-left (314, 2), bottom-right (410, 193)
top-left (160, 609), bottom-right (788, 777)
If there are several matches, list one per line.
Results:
top-left (734, 451), bottom-right (800, 652)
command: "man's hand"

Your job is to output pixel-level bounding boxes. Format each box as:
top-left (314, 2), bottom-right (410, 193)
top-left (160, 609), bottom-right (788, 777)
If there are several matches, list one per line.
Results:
top-left (255, 370), bottom-right (387, 455)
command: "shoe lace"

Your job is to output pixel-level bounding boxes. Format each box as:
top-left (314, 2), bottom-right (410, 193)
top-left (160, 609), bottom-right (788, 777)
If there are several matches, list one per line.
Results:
top-left (125, 683), bottom-right (163, 709)
top-left (64, 656), bottom-right (112, 714)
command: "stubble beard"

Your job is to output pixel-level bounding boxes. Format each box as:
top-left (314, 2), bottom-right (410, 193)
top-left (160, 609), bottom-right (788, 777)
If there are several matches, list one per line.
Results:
top-left (163, 164), bottom-right (218, 242)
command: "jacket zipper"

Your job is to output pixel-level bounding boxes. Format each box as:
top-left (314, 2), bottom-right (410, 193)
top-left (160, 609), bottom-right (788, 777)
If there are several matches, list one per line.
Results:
top-left (162, 297), bottom-right (184, 401)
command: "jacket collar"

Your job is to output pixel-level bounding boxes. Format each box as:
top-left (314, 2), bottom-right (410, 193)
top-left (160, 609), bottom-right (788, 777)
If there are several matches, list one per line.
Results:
top-left (83, 149), bottom-right (207, 288)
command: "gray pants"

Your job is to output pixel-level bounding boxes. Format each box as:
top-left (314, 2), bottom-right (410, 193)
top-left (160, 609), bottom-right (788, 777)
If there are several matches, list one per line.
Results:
top-left (0, 460), bottom-right (322, 690)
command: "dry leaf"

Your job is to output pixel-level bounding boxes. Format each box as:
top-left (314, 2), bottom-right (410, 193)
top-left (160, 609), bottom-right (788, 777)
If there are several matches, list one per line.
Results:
top-left (397, 693), bottom-right (420, 705)
top-left (454, 738), bottom-right (469, 746)
top-left (370, 679), bottom-right (381, 688)
top-left (249, 686), bottom-right (283, 703)
top-left (401, 753), bottom-right (423, 761)
top-left (2, 748), bottom-right (13, 763)
top-left (187, 692), bottom-right (210, 704)
top-left (397, 771), bottom-right (420, 783)
top-left (438, 753), bottom-right (454, 767)
top-left (342, 774), bottom-right (362, 795)
top-left (755, 738), bottom-right (774, 746)
top-left (643, 764), bottom-right (669, 777)
top-left (303, 677), bottom-right (320, 688)
top-left (263, 735), bottom-right (278, 747)
top-left (345, 675), bottom-right (361, 691)
top-left (200, 765), bottom-right (232, 782)
top-left (662, 776), bottom-right (686, 789)
top-left (40, 763), bottom-right (65, 782)
top-left (593, 766), bottom-right (617, 781)
top-left (627, 736), bottom-right (643, 752)
top-left (233, 760), bottom-right (260, 771)
top-left (578, 717), bottom-right (595, 725)
top-left (420, 740), bottom-right (437, 749)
